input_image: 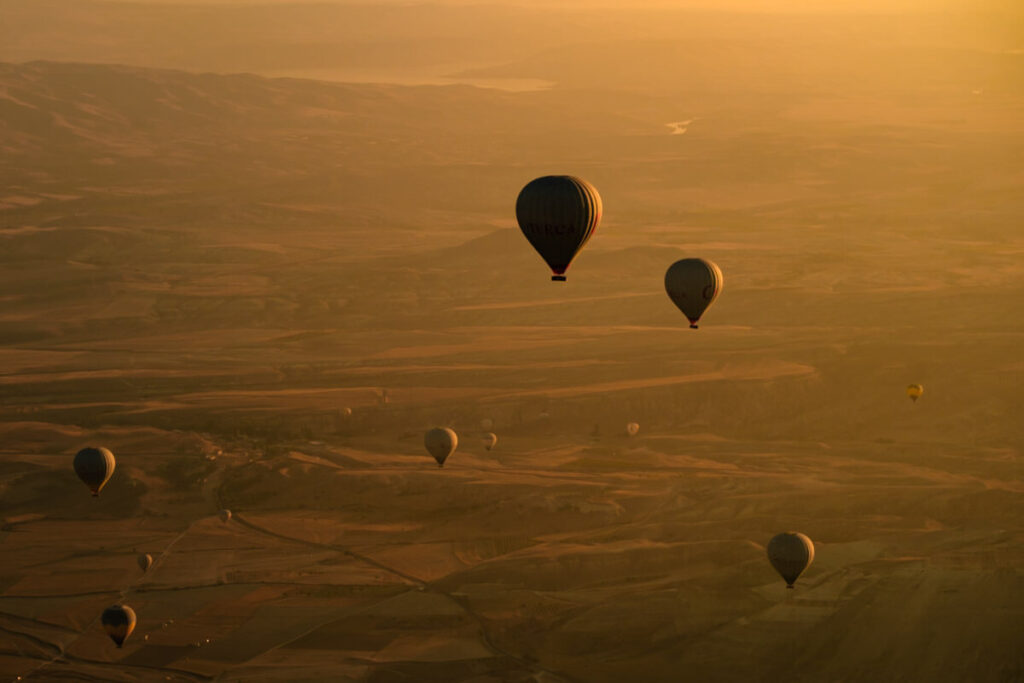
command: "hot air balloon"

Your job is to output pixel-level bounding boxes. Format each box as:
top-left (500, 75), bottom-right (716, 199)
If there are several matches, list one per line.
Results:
top-left (424, 428), bottom-right (458, 468)
top-left (665, 258), bottom-right (723, 329)
top-left (73, 447), bottom-right (116, 497)
top-left (101, 605), bottom-right (136, 648)
top-left (766, 532), bottom-right (814, 588)
top-left (516, 176), bottom-right (602, 281)
top-left (626, 422), bottom-right (640, 437)
top-left (481, 418), bottom-right (494, 431)
top-left (482, 432), bottom-right (498, 451)
top-left (340, 407), bottom-right (353, 418)
top-left (907, 384), bottom-right (924, 403)
top-left (218, 509), bottom-right (232, 523)
top-left (137, 553), bottom-right (153, 572)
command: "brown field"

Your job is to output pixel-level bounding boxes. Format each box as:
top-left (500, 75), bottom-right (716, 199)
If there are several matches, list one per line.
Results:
top-left (1, 3), bottom-right (1023, 681)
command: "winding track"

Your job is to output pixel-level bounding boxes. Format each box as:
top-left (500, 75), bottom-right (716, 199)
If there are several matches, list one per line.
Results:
top-left (8, 440), bottom-right (581, 682)
top-left (226, 512), bottom-right (579, 683)
top-left (212, 454), bottom-right (581, 683)
top-left (17, 517), bottom-right (211, 682)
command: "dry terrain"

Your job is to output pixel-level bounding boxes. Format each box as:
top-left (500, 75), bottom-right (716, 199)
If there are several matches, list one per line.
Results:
top-left (1, 6), bottom-right (1023, 679)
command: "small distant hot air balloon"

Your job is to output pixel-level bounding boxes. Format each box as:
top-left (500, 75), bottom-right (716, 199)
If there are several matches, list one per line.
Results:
top-left (218, 509), bottom-right (232, 523)
top-left (906, 384), bottom-right (924, 403)
top-left (340, 407), bottom-right (353, 418)
top-left (766, 532), bottom-right (814, 588)
top-left (626, 422), bottom-right (640, 437)
top-left (424, 428), bottom-right (458, 468)
top-left (101, 605), bottom-right (136, 648)
top-left (516, 176), bottom-right (602, 281)
top-left (137, 553), bottom-right (153, 572)
top-left (480, 418), bottom-right (494, 431)
top-left (482, 432), bottom-right (498, 451)
top-left (73, 447), bottom-right (116, 497)
top-left (665, 258), bottom-right (723, 329)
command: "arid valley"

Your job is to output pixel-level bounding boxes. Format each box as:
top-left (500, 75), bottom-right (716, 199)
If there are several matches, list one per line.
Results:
top-left (1, 2), bottom-right (1023, 681)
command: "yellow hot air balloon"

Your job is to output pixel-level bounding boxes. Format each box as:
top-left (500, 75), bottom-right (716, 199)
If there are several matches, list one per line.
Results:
top-left (907, 384), bottom-right (924, 403)
top-left (516, 176), bottom-right (602, 281)
top-left (101, 605), bottom-right (136, 648)
top-left (626, 422), bottom-right (640, 437)
top-left (73, 447), bottom-right (116, 497)
top-left (482, 432), bottom-right (498, 451)
top-left (137, 553), bottom-right (153, 572)
top-left (766, 532), bottom-right (814, 588)
top-left (424, 428), bottom-right (458, 468)
top-left (665, 258), bottom-right (723, 329)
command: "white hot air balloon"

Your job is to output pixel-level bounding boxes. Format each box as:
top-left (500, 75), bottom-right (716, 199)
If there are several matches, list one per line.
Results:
top-left (424, 428), bottom-right (458, 468)
top-left (665, 258), bottom-right (723, 329)
top-left (766, 532), bottom-right (814, 588)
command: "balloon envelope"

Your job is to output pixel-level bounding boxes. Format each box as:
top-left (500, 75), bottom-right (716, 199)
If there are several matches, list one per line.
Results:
top-left (424, 428), bottom-right (458, 467)
top-left (480, 418), bottom-right (494, 431)
top-left (219, 509), bottom-right (232, 523)
top-left (73, 447), bottom-right (116, 496)
top-left (137, 553), bottom-right (153, 572)
top-left (516, 176), bottom-right (602, 281)
top-left (907, 384), bottom-right (924, 402)
top-left (101, 605), bottom-right (136, 648)
top-left (665, 258), bottom-right (723, 329)
top-left (766, 532), bottom-right (814, 587)
top-left (626, 422), bottom-right (640, 437)
top-left (482, 432), bottom-right (498, 451)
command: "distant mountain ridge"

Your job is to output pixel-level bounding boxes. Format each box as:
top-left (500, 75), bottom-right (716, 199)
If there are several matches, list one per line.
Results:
top-left (0, 60), bottom-right (514, 162)
top-left (0, 60), bottom-right (589, 237)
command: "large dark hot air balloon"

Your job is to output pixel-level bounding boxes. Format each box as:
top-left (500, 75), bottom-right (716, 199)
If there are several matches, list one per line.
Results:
top-left (101, 604), bottom-right (136, 648)
top-left (516, 176), bottom-right (602, 281)
top-left (665, 258), bottom-right (723, 329)
top-left (424, 428), bottom-right (458, 468)
top-left (766, 532), bottom-right (814, 588)
top-left (73, 447), bottom-right (116, 497)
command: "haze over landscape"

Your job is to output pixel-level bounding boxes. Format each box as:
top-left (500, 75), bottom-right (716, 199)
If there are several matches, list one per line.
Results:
top-left (1, 1), bottom-right (1022, 681)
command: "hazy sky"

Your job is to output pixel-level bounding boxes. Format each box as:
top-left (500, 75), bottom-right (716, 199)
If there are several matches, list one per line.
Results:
top-left (99, 0), bottom-right (1023, 9)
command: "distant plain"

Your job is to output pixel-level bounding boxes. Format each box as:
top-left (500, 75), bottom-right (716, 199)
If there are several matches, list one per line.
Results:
top-left (1, 3), bottom-right (1023, 681)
